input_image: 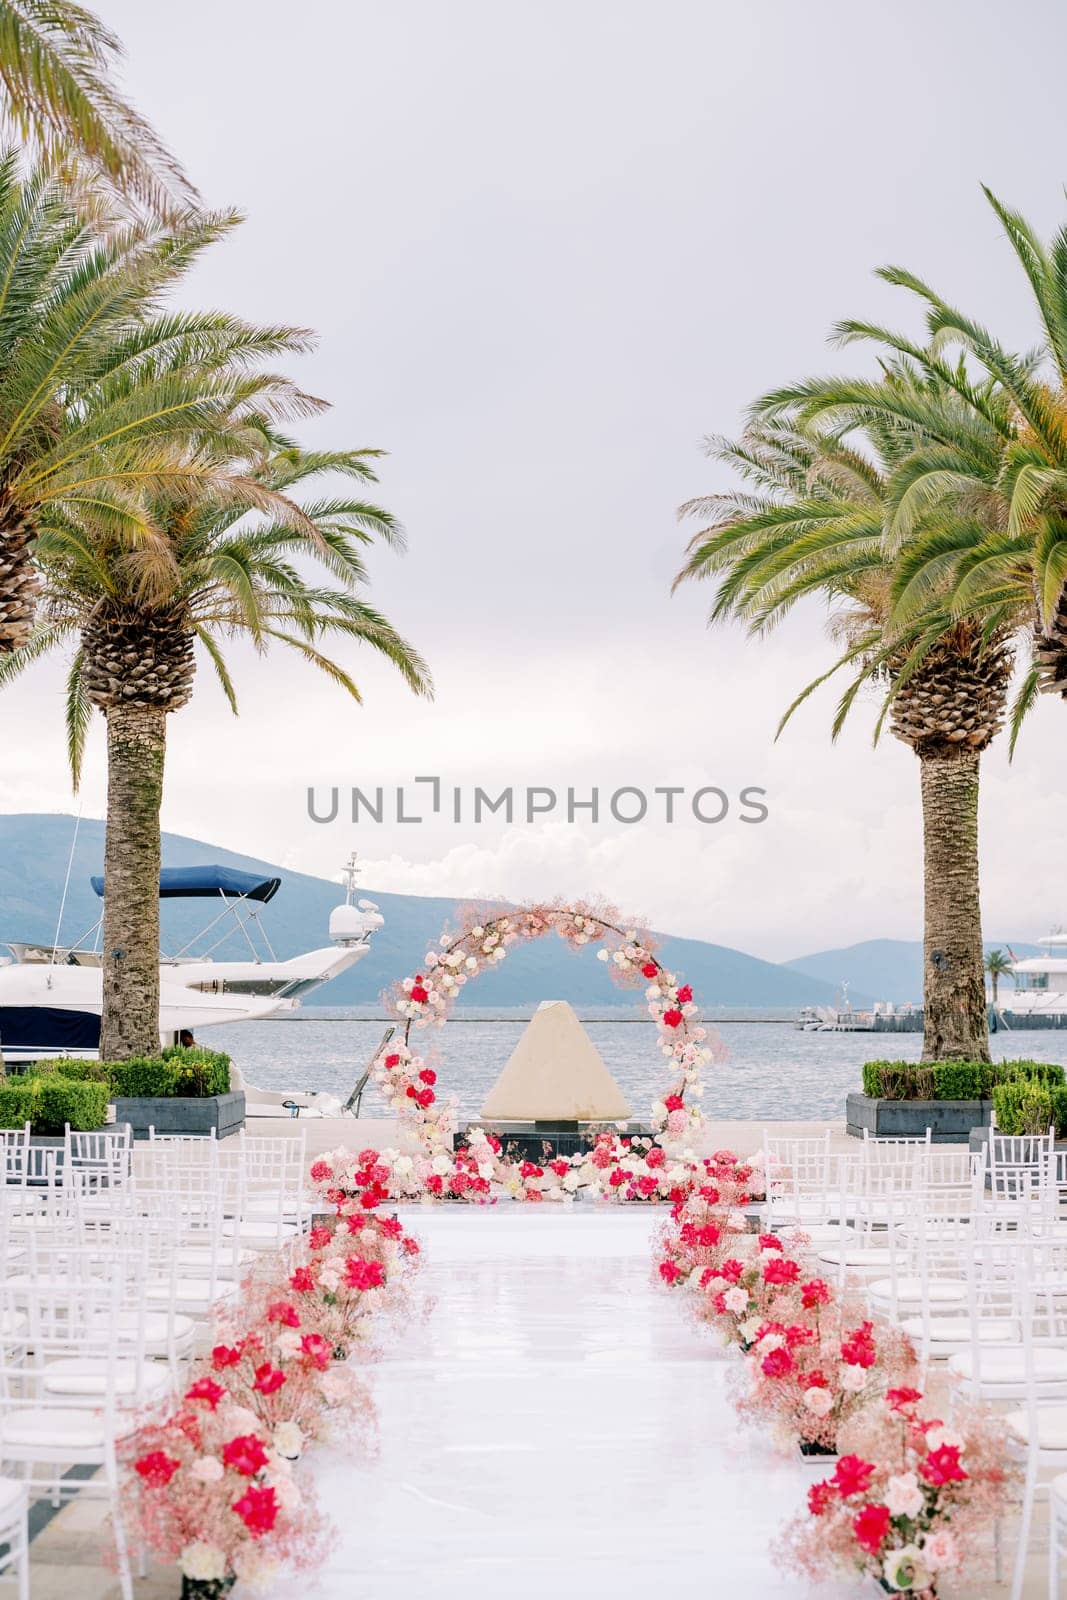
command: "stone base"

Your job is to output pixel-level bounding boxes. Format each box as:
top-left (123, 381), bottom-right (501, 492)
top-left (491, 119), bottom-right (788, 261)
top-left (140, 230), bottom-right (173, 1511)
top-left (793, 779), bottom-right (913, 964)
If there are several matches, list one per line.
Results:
top-left (846, 1092), bottom-right (991, 1144)
top-left (463, 1118), bottom-right (651, 1162)
top-left (111, 1091), bottom-right (245, 1140)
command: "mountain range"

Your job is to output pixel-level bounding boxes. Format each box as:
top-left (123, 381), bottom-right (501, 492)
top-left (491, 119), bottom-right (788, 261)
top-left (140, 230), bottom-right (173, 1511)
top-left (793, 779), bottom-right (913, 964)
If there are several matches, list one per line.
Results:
top-left (0, 813), bottom-right (1034, 1007)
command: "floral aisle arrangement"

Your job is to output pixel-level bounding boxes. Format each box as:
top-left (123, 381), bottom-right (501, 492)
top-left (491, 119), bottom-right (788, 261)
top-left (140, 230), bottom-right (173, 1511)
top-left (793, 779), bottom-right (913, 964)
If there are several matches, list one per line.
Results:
top-left (124, 1204), bottom-right (423, 1594)
top-left (126, 1386), bottom-right (332, 1597)
top-left (782, 1389), bottom-right (1019, 1595)
top-left (375, 899), bottom-right (720, 1162)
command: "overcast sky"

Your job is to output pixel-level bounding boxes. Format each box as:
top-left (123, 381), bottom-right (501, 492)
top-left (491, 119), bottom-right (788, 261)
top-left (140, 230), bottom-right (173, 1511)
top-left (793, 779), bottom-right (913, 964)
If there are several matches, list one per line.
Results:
top-left (4, 0), bottom-right (1067, 960)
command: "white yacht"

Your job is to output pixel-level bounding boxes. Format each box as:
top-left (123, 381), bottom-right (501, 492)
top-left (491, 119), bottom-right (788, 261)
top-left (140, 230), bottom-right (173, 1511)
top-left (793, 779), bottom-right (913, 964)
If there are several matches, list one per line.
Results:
top-left (1006, 933), bottom-right (1067, 1021)
top-left (0, 855), bottom-right (383, 1065)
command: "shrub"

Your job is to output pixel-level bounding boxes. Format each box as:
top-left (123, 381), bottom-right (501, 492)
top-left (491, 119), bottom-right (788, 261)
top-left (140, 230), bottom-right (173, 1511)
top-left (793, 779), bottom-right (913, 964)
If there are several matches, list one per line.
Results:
top-left (25, 1059), bottom-right (111, 1083)
top-left (108, 1047), bottom-right (230, 1099)
top-left (862, 1058), bottom-right (1063, 1102)
top-left (993, 1082), bottom-right (1054, 1136)
top-left (0, 1077), bottom-right (109, 1134)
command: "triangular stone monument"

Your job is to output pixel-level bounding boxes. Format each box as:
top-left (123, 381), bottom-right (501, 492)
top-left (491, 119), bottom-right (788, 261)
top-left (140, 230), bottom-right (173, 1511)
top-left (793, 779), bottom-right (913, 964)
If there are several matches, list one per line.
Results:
top-left (480, 1000), bottom-right (632, 1121)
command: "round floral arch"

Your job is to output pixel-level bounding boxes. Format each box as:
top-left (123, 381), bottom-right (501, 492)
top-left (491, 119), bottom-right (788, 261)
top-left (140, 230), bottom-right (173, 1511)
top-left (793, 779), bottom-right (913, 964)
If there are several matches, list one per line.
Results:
top-left (372, 899), bottom-right (716, 1165)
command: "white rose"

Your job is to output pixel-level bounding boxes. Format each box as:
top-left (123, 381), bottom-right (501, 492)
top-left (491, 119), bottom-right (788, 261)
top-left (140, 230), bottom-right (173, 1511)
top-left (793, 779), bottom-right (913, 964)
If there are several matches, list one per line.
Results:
top-left (188, 1456), bottom-right (224, 1485)
top-left (839, 1362), bottom-right (868, 1392)
top-left (883, 1545), bottom-right (932, 1593)
top-left (739, 1318), bottom-right (763, 1343)
top-left (803, 1386), bottom-right (835, 1417)
top-left (180, 1542), bottom-right (229, 1582)
top-left (723, 1287), bottom-right (748, 1314)
top-left (218, 1403), bottom-right (259, 1435)
top-left (563, 1171), bottom-right (581, 1192)
top-left (273, 1421), bottom-right (303, 1460)
top-left (727, 1212), bottom-right (748, 1232)
top-left (319, 1267), bottom-right (341, 1292)
top-left (757, 1331), bottom-right (785, 1352)
top-left (885, 1471), bottom-right (924, 1520)
top-left (477, 1162), bottom-right (495, 1181)
top-left (275, 1329), bottom-right (302, 1358)
top-left (431, 1154), bottom-right (452, 1176)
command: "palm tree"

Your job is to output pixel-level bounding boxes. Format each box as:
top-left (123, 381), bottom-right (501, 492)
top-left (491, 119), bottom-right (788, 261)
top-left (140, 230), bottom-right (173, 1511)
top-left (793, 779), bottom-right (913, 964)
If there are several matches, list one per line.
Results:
top-left (774, 190), bottom-right (1067, 738)
top-left (0, 153), bottom-right (317, 660)
top-left (0, 1), bottom-right (194, 213)
top-left (5, 444), bottom-right (432, 1058)
top-left (675, 400), bottom-right (1011, 1062)
top-left (985, 948), bottom-right (1013, 1007)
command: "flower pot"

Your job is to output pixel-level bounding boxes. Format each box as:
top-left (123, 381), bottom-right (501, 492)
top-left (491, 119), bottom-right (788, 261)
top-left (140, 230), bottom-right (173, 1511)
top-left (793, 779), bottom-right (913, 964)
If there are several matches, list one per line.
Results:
top-left (796, 1439), bottom-right (839, 1469)
top-left (181, 1578), bottom-right (234, 1600)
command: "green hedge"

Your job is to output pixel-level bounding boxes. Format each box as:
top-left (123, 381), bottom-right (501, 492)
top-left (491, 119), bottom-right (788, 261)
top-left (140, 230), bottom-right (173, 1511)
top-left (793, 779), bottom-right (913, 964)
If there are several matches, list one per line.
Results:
top-left (0, 1077), bottom-right (110, 1134)
top-left (992, 1082), bottom-right (1067, 1137)
top-left (23, 1046), bottom-right (231, 1100)
top-left (109, 1046), bottom-right (230, 1099)
top-left (862, 1059), bottom-right (1065, 1102)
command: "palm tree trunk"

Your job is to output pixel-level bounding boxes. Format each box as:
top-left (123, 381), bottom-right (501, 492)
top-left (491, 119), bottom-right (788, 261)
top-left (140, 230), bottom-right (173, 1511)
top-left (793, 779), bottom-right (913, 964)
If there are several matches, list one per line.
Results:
top-left (99, 704), bottom-right (166, 1060)
top-left (920, 749), bottom-right (990, 1063)
top-left (0, 517), bottom-right (38, 654)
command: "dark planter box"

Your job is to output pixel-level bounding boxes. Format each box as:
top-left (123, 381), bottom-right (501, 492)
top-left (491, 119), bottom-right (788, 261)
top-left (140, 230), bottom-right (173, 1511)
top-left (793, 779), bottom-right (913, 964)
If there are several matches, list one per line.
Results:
top-left (968, 1127), bottom-right (1067, 1157)
top-left (846, 1092), bottom-right (991, 1144)
top-left (111, 1091), bottom-right (245, 1141)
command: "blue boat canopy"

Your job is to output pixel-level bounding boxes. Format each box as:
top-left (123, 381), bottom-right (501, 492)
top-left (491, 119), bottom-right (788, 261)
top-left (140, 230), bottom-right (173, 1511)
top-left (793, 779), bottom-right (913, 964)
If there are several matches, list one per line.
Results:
top-left (91, 865), bottom-right (281, 903)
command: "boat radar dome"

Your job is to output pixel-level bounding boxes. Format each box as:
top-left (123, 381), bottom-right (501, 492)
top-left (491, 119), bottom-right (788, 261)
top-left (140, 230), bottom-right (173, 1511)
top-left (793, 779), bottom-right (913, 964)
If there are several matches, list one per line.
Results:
top-left (330, 899), bottom-right (383, 945)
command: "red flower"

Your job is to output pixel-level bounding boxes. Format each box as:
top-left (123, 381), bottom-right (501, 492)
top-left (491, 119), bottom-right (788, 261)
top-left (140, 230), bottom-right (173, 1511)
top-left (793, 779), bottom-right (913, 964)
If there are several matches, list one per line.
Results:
top-left (801, 1278), bottom-right (832, 1310)
top-left (185, 1377), bottom-right (226, 1410)
top-left (308, 1159), bottom-right (333, 1182)
top-left (266, 1300), bottom-right (301, 1328)
top-left (757, 1233), bottom-right (783, 1252)
top-left (762, 1256), bottom-right (800, 1285)
top-left (921, 1444), bottom-right (968, 1487)
top-left (662, 1008), bottom-right (683, 1029)
top-left (232, 1484), bottom-right (279, 1537)
top-left (807, 1479), bottom-right (837, 1515)
top-left (409, 981), bottom-right (429, 1004)
top-left (403, 1235), bottom-right (420, 1255)
top-left (886, 1386), bottom-right (924, 1416)
top-left (418, 1068), bottom-right (437, 1085)
top-left (308, 1226), bottom-right (332, 1250)
top-left (415, 1088), bottom-right (436, 1109)
top-left (222, 1434), bottom-right (269, 1476)
top-left (658, 1260), bottom-right (682, 1284)
top-left (252, 1363), bottom-right (286, 1396)
top-left (641, 962), bottom-right (658, 978)
top-left (645, 1146), bottom-right (665, 1170)
top-left (840, 1321), bottom-right (877, 1369)
top-left (383, 1053), bottom-right (400, 1068)
top-left (211, 1344), bottom-right (242, 1370)
top-left (300, 1333), bottom-right (332, 1370)
top-left (676, 984), bottom-right (693, 1003)
top-left (761, 1346), bottom-right (795, 1379)
top-left (853, 1503), bottom-right (891, 1555)
top-left (831, 1455), bottom-right (877, 1498)
top-left (134, 1450), bottom-right (181, 1488)
top-left (718, 1258), bottom-right (744, 1283)
top-left (344, 1256), bottom-right (385, 1291)
top-left (289, 1267), bottom-right (315, 1294)
top-left (664, 1094), bottom-right (684, 1112)
top-left (549, 1159), bottom-right (569, 1178)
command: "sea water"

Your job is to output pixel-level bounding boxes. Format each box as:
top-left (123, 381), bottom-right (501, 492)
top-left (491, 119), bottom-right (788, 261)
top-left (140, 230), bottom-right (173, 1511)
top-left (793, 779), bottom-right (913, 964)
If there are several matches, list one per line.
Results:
top-left (199, 1007), bottom-right (1067, 1122)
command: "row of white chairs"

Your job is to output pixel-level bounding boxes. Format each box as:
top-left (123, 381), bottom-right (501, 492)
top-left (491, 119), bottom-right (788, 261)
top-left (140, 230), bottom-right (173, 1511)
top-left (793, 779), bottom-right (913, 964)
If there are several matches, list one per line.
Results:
top-left (0, 1124), bottom-right (314, 1600)
top-left (761, 1127), bottom-right (1067, 1599)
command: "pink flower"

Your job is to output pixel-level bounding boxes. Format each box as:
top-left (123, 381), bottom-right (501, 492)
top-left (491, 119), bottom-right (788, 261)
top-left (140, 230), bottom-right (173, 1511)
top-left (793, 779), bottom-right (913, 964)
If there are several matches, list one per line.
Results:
top-left (762, 1256), bottom-right (800, 1286)
top-left (309, 1159), bottom-right (333, 1182)
top-left (289, 1267), bottom-right (315, 1293)
top-left (134, 1450), bottom-right (181, 1488)
top-left (761, 1346), bottom-right (795, 1378)
top-left (211, 1344), bottom-right (242, 1370)
top-left (807, 1480), bottom-right (836, 1515)
top-left (185, 1377), bottom-right (226, 1410)
top-left (308, 1226), bottom-right (332, 1250)
top-left (252, 1363), bottom-right (286, 1396)
top-left (831, 1455), bottom-right (877, 1498)
top-left (923, 1530), bottom-right (959, 1570)
top-left (645, 1146), bottom-right (665, 1169)
top-left (658, 1260), bottom-right (682, 1284)
top-left (266, 1301), bottom-right (301, 1328)
top-left (886, 1386), bottom-right (924, 1416)
top-left (344, 1257), bottom-right (385, 1292)
top-left (801, 1278), bottom-right (832, 1309)
top-left (300, 1333), bottom-right (332, 1370)
top-left (853, 1503), bottom-right (891, 1555)
top-left (756, 1233), bottom-right (783, 1252)
top-left (222, 1435), bottom-right (269, 1476)
top-left (232, 1484), bottom-right (279, 1536)
top-left (920, 1444), bottom-right (968, 1487)
top-left (840, 1321), bottom-right (877, 1369)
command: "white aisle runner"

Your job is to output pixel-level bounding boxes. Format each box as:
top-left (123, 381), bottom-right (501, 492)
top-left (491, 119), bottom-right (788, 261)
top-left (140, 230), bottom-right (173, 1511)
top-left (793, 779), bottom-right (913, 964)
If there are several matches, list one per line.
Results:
top-left (301, 1207), bottom-right (844, 1598)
